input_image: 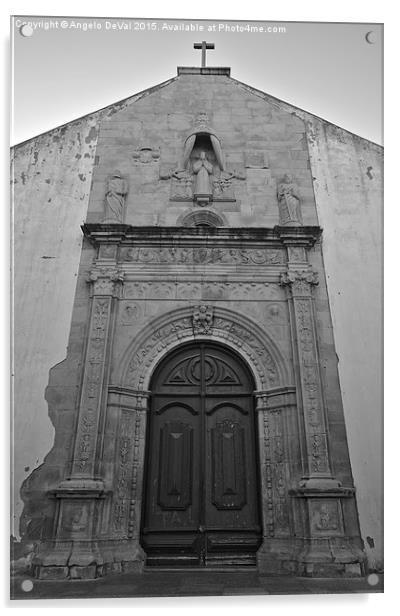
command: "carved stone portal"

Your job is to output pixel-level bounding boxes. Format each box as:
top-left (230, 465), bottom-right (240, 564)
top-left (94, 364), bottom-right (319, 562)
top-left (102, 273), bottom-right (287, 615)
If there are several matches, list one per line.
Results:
top-left (26, 225), bottom-right (365, 581)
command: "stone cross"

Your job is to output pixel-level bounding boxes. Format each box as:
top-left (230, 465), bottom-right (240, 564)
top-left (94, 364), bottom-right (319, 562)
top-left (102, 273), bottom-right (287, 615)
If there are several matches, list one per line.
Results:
top-left (194, 41), bottom-right (215, 67)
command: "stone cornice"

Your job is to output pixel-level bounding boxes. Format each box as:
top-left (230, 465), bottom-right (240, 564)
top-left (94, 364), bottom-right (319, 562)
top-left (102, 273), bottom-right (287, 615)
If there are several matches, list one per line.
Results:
top-left (274, 225), bottom-right (322, 246)
top-left (51, 478), bottom-right (106, 498)
top-left (82, 224), bottom-right (322, 248)
top-left (290, 486), bottom-right (355, 498)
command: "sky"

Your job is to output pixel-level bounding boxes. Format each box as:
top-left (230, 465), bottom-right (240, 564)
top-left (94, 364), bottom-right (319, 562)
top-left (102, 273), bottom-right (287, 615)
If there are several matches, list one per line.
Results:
top-left (11, 16), bottom-right (383, 145)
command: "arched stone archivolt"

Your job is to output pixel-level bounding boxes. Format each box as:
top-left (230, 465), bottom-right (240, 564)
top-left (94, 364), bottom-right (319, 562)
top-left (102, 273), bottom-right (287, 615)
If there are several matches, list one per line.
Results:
top-left (176, 208), bottom-right (227, 227)
top-left (115, 305), bottom-right (292, 391)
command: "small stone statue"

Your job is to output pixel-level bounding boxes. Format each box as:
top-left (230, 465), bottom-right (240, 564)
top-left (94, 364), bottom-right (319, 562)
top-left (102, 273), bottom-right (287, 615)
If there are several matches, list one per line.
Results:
top-left (192, 151), bottom-right (213, 201)
top-left (104, 170), bottom-right (128, 223)
top-left (277, 174), bottom-right (302, 226)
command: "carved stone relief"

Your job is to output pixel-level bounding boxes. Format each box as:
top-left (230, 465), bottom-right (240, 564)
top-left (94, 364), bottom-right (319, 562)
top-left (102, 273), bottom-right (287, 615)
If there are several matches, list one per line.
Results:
top-left (277, 174), bottom-right (303, 226)
top-left (120, 246), bottom-right (285, 265)
top-left (310, 500), bottom-right (343, 536)
top-left (60, 501), bottom-right (89, 537)
top-left (132, 146), bottom-right (160, 164)
top-left (124, 312), bottom-right (281, 390)
top-left (121, 302), bottom-right (141, 325)
top-left (111, 407), bottom-right (143, 540)
top-left (280, 270), bottom-right (318, 297)
top-left (287, 246), bottom-right (306, 263)
top-left (213, 169), bottom-right (246, 200)
top-left (71, 269), bottom-right (124, 476)
top-left (265, 303), bottom-right (284, 322)
top-left (192, 305), bottom-right (214, 335)
top-left (103, 171), bottom-right (128, 223)
top-left (88, 267), bottom-right (125, 296)
top-left (113, 412), bottom-right (134, 536)
top-left (245, 150), bottom-right (269, 169)
top-left (98, 244), bottom-right (118, 260)
top-left (258, 403), bottom-right (290, 538)
top-left (127, 413), bottom-right (142, 539)
top-left (280, 269), bottom-right (332, 479)
top-left (72, 295), bottom-right (112, 475)
top-left (123, 281), bottom-right (282, 302)
top-left (262, 411), bottom-right (274, 537)
top-left (171, 169), bottom-right (193, 199)
top-left (160, 112), bottom-right (246, 204)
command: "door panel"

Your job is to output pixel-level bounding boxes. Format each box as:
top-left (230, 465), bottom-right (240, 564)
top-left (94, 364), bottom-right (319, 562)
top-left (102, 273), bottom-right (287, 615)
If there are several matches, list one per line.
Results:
top-left (141, 343), bottom-right (261, 566)
top-left (210, 417), bottom-right (247, 511)
top-left (158, 420), bottom-right (193, 511)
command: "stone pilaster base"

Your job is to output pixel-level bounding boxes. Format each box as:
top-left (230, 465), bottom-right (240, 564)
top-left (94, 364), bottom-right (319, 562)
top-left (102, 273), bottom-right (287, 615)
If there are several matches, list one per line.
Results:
top-left (257, 538), bottom-right (301, 576)
top-left (257, 535), bottom-right (366, 578)
top-left (32, 539), bottom-right (145, 580)
top-left (295, 536), bottom-right (366, 577)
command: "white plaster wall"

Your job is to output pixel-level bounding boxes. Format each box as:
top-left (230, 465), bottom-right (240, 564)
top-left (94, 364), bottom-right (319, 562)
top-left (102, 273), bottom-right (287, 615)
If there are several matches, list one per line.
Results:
top-left (11, 117), bottom-right (100, 537)
top-left (306, 120), bottom-right (383, 569)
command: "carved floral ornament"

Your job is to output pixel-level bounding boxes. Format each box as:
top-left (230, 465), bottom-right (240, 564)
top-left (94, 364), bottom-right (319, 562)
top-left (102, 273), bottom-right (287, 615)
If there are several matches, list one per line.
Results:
top-left (116, 307), bottom-right (290, 392)
top-left (280, 270), bottom-right (318, 295)
top-left (120, 245), bottom-right (285, 265)
top-left (87, 267), bottom-right (125, 296)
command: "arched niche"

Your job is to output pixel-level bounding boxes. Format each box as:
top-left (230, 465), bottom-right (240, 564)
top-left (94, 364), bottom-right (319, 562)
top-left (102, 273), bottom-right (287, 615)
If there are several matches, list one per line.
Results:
top-left (177, 209), bottom-right (227, 228)
top-left (182, 116), bottom-right (225, 172)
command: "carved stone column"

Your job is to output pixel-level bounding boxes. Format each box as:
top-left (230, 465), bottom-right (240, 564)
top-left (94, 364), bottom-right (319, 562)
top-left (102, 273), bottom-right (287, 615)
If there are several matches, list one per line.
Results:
top-left (280, 268), bottom-right (337, 490)
top-left (34, 265), bottom-right (124, 580)
top-left (279, 251), bottom-right (365, 576)
top-left (101, 387), bottom-right (149, 574)
top-left (255, 387), bottom-right (299, 575)
top-left (70, 266), bottom-right (124, 477)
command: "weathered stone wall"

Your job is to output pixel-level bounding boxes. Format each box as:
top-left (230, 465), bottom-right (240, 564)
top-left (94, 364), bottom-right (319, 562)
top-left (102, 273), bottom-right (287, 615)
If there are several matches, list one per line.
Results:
top-left (11, 118), bottom-right (99, 538)
top-left (87, 74), bottom-right (317, 228)
top-left (305, 123), bottom-right (383, 570)
top-left (12, 70), bottom-right (383, 572)
top-left (11, 77), bottom-right (177, 539)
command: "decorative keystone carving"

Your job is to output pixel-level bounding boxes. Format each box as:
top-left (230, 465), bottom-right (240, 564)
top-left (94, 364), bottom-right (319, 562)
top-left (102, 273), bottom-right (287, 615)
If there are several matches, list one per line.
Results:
top-left (88, 268), bottom-right (125, 296)
top-left (280, 270), bottom-right (318, 296)
top-left (192, 305), bottom-right (214, 335)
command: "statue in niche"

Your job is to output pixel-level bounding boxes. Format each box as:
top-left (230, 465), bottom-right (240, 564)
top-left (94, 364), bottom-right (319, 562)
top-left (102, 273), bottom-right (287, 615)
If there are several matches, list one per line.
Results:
top-left (103, 170), bottom-right (128, 223)
top-left (277, 173), bottom-right (303, 226)
top-left (192, 151), bottom-right (213, 198)
top-left (163, 112), bottom-right (245, 205)
top-left (181, 113), bottom-right (226, 205)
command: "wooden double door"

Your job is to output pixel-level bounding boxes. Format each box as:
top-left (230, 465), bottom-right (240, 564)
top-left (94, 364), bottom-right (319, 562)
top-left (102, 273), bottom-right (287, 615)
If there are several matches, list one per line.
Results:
top-left (141, 343), bottom-right (262, 567)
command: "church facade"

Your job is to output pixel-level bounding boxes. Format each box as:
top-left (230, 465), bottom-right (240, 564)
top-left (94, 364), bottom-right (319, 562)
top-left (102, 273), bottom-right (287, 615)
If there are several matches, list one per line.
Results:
top-left (12, 61), bottom-right (383, 580)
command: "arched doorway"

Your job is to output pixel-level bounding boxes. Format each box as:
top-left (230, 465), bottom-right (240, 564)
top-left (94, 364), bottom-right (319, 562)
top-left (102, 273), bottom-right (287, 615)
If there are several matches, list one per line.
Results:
top-left (141, 342), bottom-right (262, 567)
